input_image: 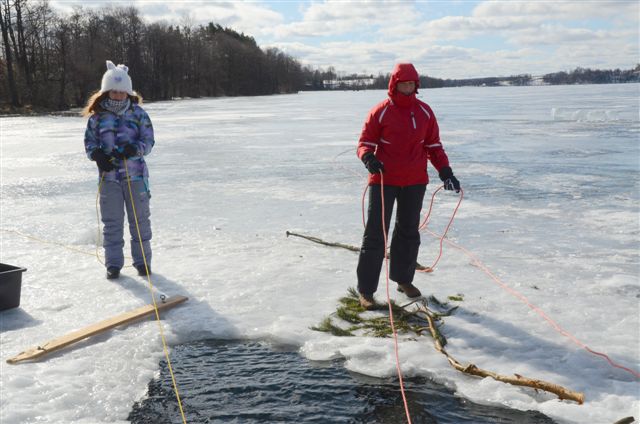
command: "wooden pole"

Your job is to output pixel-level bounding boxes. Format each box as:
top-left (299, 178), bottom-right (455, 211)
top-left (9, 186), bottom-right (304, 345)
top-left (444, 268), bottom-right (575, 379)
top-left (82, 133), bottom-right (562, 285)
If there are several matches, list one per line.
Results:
top-left (286, 231), bottom-right (431, 270)
top-left (7, 295), bottom-right (188, 364)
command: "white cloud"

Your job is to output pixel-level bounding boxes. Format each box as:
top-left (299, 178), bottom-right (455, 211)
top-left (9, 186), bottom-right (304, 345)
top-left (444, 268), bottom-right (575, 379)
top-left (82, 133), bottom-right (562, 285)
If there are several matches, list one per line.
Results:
top-left (269, 0), bottom-right (421, 39)
top-left (142, 1), bottom-right (284, 35)
top-left (271, 29), bottom-right (635, 79)
top-left (473, 0), bottom-right (639, 21)
top-left (510, 24), bottom-right (619, 46)
top-left (51, 0), bottom-right (284, 36)
top-left (267, 40), bottom-right (397, 72)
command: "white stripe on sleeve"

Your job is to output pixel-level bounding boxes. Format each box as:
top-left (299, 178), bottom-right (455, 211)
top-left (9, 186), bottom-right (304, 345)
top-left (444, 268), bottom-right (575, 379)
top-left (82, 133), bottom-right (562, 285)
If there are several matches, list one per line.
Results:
top-left (419, 105), bottom-right (431, 119)
top-left (378, 105), bottom-right (389, 124)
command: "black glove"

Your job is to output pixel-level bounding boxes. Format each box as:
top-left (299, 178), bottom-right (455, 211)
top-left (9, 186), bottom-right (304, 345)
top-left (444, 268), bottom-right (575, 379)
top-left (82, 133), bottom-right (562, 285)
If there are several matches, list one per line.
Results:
top-left (91, 149), bottom-right (115, 172)
top-left (113, 144), bottom-right (138, 159)
top-left (362, 152), bottom-right (384, 174)
top-left (439, 166), bottom-right (461, 192)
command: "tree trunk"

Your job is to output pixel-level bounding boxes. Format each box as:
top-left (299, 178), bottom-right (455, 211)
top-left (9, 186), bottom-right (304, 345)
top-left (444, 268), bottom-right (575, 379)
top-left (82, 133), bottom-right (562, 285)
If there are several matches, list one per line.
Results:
top-left (57, 27), bottom-right (67, 110)
top-left (0, 1), bottom-right (20, 107)
top-left (14, 0), bottom-right (31, 87)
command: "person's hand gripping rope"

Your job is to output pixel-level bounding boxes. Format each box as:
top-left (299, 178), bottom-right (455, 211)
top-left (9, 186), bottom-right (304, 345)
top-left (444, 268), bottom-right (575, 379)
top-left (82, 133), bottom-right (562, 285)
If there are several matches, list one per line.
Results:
top-left (438, 166), bottom-right (461, 193)
top-left (362, 152), bottom-right (384, 174)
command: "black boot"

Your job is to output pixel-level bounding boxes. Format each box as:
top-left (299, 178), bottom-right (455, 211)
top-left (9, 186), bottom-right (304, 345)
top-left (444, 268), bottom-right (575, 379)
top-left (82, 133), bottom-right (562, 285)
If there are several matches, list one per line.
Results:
top-left (106, 267), bottom-right (120, 280)
top-left (136, 265), bottom-right (151, 276)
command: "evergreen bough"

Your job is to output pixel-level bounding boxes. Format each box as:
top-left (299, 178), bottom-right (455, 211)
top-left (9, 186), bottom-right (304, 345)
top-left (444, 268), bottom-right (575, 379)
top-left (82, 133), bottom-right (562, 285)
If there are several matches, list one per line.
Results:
top-left (311, 287), bottom-right (459, 342)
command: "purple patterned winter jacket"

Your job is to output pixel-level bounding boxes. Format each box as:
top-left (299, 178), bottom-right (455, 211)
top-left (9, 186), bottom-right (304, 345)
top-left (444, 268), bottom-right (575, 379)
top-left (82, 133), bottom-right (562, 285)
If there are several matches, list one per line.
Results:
top-left (84, 102), bottom-right (155, 183)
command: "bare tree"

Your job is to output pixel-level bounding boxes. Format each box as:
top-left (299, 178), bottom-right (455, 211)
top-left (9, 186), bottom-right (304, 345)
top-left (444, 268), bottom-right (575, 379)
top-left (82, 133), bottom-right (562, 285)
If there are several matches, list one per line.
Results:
top-left (1, 3), bottom-right (307, 110)
top-left (0, 0), bottom-right (19, 106)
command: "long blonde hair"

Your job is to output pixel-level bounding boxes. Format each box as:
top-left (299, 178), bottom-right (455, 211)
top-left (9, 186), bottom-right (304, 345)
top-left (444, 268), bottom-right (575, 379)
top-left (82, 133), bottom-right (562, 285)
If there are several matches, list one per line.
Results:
top-left (81, 90), bottom-right (144, 117)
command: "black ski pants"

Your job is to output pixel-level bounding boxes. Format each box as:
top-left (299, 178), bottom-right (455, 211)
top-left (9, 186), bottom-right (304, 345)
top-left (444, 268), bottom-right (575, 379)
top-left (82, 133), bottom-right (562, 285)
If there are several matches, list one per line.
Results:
top-left (357, 184), bottom-right (426, 295)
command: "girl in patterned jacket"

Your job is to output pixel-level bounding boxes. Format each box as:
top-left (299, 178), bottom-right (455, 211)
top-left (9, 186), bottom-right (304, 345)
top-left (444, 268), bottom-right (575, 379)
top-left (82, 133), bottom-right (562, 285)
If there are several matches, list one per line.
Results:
top-left (83, 60), bottom-right (155, 280)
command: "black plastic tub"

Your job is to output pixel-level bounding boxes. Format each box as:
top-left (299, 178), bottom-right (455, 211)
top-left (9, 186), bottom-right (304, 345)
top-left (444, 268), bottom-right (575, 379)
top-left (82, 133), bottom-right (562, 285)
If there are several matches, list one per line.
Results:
top-left (0, 263), bottom-right (26, 311)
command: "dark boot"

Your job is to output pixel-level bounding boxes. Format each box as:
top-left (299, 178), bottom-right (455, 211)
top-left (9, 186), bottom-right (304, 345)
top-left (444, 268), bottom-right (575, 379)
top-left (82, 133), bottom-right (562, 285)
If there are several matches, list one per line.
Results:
top-left (397, 283), bottom-right (421, 298)
top-left (106, 267), bottom-right (120, 280)
top-left (359, 293), bottom-right (377, 310)
top-left (136, 265), bottom-right (151, 276)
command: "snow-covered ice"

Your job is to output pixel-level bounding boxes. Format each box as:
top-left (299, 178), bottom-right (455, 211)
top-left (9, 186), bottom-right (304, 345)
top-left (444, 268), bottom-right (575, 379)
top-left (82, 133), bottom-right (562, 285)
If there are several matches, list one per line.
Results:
top-left (1, 83), bottom-right (638, 423)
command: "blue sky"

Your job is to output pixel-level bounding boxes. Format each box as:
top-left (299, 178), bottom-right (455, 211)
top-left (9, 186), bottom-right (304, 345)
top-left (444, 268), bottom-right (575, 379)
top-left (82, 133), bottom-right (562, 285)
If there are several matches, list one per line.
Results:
top-left (51, 0), bottom-right (639, 78)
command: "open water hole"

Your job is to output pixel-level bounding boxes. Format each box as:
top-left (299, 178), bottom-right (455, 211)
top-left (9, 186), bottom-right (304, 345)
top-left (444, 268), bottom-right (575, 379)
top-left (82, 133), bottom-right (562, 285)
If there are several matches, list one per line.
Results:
top-left (129, 339), bottom-right (557, 424)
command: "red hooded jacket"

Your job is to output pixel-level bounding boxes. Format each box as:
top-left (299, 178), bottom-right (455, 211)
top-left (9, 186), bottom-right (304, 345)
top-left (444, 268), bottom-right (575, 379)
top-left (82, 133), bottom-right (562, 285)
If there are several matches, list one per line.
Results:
top-left (357, 63), bottom-right (450, 186)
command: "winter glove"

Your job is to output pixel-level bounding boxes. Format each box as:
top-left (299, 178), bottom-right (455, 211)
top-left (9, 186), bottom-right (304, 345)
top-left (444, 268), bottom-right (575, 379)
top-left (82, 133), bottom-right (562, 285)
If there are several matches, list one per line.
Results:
top-left (90, 149), bottom-right (115, 172)
top-left (439, 166), bottom-right (461, 193)
top-left (113, 143), bottom-right (138, 159)
top-left (361, 152), bottom-right (384, 174)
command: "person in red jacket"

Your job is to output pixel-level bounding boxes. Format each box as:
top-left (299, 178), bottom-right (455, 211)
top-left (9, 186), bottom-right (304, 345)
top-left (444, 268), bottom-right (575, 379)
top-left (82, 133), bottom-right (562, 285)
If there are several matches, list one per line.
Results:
top-left (356, 63), bottom-right (460, 310)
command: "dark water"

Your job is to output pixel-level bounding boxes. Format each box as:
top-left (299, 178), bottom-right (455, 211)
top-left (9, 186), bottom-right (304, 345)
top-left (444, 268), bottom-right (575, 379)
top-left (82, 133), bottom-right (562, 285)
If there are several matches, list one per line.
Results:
top-left (129, 339), bottom-right (557, 424)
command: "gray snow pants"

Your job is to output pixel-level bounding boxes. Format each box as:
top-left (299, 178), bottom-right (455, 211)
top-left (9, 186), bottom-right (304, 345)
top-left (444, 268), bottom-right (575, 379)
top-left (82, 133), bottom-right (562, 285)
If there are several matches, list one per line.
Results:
top-left (100, 179), bottom-right (152, 270)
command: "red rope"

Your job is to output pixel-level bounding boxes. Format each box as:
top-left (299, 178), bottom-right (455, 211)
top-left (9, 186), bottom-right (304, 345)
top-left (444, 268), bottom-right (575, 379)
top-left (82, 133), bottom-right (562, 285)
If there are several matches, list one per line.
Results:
top-left (423, 229), bottom-right (640, 380)
top-left (379, 173), bottom-right (413, 424)
top-left (362, 184), bottom-right (368, 230)
top-left (417, 187), bottom-right (463, 272)
top-left (361, 179), bottom-right (640, 381)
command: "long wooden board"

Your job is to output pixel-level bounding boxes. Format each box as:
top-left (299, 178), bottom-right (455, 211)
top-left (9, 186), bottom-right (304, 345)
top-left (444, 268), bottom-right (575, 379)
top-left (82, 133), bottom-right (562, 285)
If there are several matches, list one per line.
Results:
top-left (7, 295), bottom-right (188, 364)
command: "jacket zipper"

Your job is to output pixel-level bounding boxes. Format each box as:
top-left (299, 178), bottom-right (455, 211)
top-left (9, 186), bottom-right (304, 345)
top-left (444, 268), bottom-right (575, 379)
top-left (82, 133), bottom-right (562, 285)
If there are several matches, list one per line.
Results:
top-left (410, 112), bottom-right (416, 129)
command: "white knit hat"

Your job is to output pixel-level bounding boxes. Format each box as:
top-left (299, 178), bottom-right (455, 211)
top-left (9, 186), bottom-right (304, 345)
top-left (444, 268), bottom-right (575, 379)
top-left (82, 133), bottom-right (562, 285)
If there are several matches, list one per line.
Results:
top-left (100, 60), bottom-right (133, 95)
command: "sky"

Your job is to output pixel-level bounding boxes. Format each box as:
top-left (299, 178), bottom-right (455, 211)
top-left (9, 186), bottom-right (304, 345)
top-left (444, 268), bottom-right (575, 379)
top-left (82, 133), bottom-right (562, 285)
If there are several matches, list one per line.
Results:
top-left (49, 1), bottom-right (640, 79)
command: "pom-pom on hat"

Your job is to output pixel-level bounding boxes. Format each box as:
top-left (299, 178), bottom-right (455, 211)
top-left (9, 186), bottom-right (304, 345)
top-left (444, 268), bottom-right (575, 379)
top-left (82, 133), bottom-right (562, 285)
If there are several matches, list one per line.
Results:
top-left (100, 60), bottom-right (133, 95)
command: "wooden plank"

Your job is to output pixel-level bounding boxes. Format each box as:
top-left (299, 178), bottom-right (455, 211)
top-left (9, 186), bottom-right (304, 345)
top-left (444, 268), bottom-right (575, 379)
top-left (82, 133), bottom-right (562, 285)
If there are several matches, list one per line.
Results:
top-left (7, 295), bottom-right (188, 364)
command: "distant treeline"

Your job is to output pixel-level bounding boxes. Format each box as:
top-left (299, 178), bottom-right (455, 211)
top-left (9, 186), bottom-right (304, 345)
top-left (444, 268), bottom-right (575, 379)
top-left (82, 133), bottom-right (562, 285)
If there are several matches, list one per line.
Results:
top-left (539, 66), bottom-right (640, 85)
top-left (313, 65), bottom-right (640, 90)
top-left (0, 2), bottom-right (306, 111)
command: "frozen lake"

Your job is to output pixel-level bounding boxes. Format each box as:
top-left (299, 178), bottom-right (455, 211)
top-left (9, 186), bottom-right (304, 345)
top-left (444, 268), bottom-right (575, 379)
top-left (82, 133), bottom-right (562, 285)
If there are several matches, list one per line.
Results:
top-left (1, 84), bottom-right (639, 423)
